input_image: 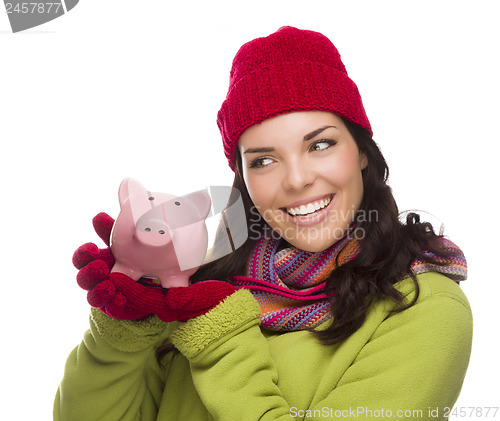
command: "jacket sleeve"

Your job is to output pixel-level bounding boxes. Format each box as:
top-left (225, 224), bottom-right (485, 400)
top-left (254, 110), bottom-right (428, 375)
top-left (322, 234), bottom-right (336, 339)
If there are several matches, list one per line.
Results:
top-left (170, 289), bottom-right (294, 420)
top-left (53, 308), bottom-right (174, 421)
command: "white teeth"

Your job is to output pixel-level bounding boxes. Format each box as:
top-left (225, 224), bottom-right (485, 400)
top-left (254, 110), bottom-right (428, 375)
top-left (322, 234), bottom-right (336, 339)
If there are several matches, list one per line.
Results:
top-left (286, 196), bottom-right (332, 217)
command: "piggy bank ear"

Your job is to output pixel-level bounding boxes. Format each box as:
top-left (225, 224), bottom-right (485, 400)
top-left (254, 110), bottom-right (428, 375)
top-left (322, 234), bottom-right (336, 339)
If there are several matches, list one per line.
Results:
top-left (118, 178), bottom-right (151, 223)
top-left (182, 190), bottom-right (212, 220)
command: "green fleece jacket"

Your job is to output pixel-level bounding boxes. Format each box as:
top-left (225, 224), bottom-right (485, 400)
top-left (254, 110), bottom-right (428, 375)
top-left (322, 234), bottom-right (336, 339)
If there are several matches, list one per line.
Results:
top-left (54, 272), bottom-right (472, 420)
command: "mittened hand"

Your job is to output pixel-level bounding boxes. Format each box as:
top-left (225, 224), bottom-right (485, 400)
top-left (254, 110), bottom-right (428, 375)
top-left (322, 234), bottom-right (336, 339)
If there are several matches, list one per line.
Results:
top-left (73, 213), bottom-right (236, 322)
top-left (72, 213), bottom-right (153, 320)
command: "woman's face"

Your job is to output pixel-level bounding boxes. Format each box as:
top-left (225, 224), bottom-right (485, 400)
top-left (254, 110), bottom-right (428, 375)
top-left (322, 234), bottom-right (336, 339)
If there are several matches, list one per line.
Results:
top-left (239, 111), bottom-right (367, 252)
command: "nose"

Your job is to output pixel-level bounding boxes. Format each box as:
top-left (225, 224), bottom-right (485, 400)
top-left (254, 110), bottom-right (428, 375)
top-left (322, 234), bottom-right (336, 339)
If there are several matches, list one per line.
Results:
top-left (281, 158), bottom-right (316, 191)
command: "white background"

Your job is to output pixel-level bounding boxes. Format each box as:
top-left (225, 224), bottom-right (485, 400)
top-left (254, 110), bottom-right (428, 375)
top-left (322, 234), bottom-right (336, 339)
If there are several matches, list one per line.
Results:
top-left (1, 0), bottom-right (498, 419)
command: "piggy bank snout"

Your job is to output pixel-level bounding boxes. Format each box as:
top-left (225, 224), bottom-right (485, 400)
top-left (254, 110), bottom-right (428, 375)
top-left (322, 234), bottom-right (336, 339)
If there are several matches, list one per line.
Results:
top-left (136, 218), bottom-right (169, 236)
top-left (134, 229), bottom-right (172, 247)
top-left (135, 212), bottom-right (172, 247)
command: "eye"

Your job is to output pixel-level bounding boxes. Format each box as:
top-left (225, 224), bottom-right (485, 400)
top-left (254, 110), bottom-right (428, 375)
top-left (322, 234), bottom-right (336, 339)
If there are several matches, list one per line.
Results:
top-left (249, 157), bottom-right (274, 169)
top-left (309, 139), bottom-right (336, 152)
top-left (175, 201), bottom-right (181, 206)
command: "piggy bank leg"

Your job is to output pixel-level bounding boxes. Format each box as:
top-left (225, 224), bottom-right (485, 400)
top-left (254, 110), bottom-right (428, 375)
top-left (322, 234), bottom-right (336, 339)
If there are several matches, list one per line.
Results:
top-left (110, 263), bottom-right (143, 282)
top-left (158, 273), bottom-right (192, 289)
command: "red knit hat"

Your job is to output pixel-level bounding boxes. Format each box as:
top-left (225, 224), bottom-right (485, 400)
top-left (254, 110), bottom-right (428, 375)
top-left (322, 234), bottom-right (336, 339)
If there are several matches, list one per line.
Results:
top-left (217, 26), bottom-right (372, 171)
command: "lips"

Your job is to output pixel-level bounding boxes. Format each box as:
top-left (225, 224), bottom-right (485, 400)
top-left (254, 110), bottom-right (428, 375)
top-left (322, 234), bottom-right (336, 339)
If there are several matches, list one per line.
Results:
top-left (284, 195), bottom-right (333, 217)
top-left (279, 194), bottom-right (336, 228)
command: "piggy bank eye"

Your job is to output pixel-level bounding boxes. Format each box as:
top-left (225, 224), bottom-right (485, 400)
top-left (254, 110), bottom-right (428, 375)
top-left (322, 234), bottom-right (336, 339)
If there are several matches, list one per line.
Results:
top-left (175, 201), bottom-right (181, 206)
top-left (159, 230), bottom-right (166, 235)
top-left (144, 227), bottom-right (151, 232)
top-left (149, 196), bottom-right (155, 201)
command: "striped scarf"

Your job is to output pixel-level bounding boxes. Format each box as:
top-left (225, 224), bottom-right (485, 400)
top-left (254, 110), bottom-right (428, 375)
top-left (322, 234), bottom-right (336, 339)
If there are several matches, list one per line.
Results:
top-left (231, 232), bottom-right (467, 332)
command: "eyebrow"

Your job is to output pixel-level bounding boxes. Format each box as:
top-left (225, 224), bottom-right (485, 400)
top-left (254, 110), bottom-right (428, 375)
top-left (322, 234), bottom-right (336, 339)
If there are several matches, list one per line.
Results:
top-left (243, 125), bottom-right (337, 154)
top-left (303, 125), bottom-right (336, 141)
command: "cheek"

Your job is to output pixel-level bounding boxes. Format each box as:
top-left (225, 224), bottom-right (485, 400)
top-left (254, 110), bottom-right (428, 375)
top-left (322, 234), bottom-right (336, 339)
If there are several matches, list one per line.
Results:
top-left (244, 174), bottom-right (273, 211)
top-left (321, 153), bottom-right (362, 189)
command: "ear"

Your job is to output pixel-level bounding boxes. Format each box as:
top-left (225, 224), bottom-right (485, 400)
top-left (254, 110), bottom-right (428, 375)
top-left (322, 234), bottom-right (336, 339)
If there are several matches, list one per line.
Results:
top-left (118, 178), bottom-right (144, 204)
top-left (182, 190), bottom-right (212, 220)
top-left (359, 152), bottom-right (368, 170)
top-left (118, 178), bottom-right (151, 223)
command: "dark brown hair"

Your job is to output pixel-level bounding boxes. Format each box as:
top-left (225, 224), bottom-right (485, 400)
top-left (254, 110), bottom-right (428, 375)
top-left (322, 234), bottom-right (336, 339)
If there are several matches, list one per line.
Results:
top-left (157, 117), bottom-right (456, 363)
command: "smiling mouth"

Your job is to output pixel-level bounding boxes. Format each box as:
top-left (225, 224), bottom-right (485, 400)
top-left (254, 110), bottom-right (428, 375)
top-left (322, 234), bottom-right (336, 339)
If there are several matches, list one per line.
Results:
top-left (285, 195), bottom-right (333, 217)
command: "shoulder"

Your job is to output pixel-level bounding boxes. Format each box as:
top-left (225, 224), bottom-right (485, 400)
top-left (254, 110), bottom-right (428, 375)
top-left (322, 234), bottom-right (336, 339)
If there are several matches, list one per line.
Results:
top-left (361, 272), bottom-right (473, 366)
top-left (370, 272), bottom-right (473, 346)
top-left (331, 273), bottom-right (473, 409)
top-left (395, 271), bottom-right (471, 312)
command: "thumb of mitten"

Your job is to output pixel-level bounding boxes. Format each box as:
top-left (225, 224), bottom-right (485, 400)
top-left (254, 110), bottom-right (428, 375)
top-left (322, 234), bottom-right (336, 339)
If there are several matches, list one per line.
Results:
top-left (93, 212), bottom-right (115, 247)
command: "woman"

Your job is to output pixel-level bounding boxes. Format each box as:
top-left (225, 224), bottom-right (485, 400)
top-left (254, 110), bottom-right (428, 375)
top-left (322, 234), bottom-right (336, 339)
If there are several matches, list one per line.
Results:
top-left (54, 26), bottom-right (472, 420)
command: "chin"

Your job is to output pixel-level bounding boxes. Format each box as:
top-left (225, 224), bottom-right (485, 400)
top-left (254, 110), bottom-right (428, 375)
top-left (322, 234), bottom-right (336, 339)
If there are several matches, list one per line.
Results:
top-left (284, 237), bottom-right (337, 253)
top-left (282, 225), bottom-right (350, 252)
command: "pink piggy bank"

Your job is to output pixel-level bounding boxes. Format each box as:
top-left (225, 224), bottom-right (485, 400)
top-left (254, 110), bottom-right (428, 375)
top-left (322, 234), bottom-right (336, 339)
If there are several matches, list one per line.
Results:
top-left (110, 178), bottom-right (212, 288)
